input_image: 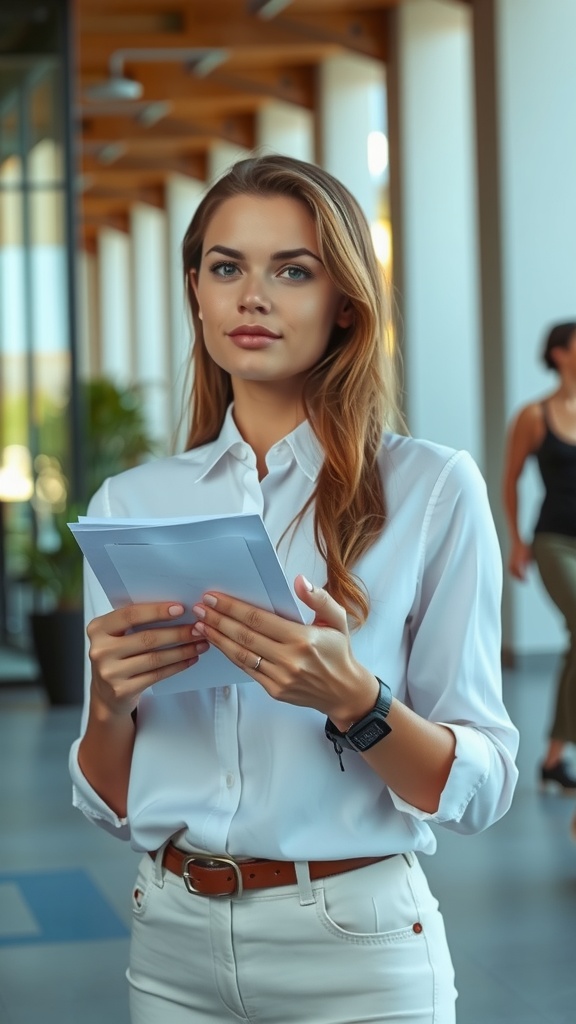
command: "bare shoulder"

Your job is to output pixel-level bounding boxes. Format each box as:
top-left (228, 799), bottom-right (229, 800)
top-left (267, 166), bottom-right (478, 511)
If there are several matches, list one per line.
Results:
top-left (509, 399), bottom-right (546, 449)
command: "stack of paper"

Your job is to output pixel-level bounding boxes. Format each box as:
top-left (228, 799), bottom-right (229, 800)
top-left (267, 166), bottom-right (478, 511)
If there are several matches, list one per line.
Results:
top-left (69, 514), bottom-right (306, 696)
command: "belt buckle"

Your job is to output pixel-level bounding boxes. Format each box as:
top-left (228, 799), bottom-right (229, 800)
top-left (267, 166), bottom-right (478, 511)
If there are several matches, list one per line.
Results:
top-left (182, 854), bottom-right (244, 898)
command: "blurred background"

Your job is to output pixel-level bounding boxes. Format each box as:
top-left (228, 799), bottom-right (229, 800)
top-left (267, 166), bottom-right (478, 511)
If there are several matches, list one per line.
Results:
top-left (1, 0), bottom-right (573, 688)
top-left (2, 4), bottom-right (576, 1023)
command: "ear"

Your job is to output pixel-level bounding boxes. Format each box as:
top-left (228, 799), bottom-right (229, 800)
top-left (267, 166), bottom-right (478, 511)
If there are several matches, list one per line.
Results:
top-left (189, 269), bottom-right (202, 320)
top-left (335, 298), bottom-right (354, 329)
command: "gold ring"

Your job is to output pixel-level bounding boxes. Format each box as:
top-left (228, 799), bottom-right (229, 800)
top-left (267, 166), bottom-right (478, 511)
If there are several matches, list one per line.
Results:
top-left (253, 655), bottom-right (262, 671)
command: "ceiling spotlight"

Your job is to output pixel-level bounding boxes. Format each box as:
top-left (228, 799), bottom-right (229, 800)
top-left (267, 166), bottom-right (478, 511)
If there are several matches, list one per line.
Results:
top-left (84, 76), bottom-right (143, 102)
top-left (186, 49), bottom-right (228, 78)
top-left (136, 101), bottom-right (171, 127)
top-left (97, 143), bottom-right (127, 165)
top-left (247, 0), bottom-right (293, 18)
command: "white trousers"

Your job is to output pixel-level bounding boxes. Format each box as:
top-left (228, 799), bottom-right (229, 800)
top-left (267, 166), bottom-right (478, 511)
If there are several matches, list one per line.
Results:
top-left (128, 849), bottom-right (457, 1024)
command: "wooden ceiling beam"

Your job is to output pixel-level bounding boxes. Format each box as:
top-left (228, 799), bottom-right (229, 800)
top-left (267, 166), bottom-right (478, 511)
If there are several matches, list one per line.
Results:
top-left (207, 66), bottom-right (316, 108)
top-left (81, 208), bottom-right (131, 233)
top-left (78, 21), bottom-right (352, 72)
top-left (81, 152), bottom-right (207, 182)
top-left (269, 10), bottom-right (388, 60)
top-left (81, 111), bottom-right (256, 149)
top-left (79, 63), bottom-right (315, 110)
top-left (82, 183), bottom-right (166, 208)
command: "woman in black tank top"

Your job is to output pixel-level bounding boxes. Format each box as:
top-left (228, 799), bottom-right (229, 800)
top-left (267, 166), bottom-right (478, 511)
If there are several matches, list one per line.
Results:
top-left (503, 321), bottom-right (576, 795)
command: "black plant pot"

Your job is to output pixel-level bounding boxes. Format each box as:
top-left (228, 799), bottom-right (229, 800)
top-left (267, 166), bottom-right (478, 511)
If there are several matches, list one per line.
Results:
top-left (30, 608), bottom-right (85, 706)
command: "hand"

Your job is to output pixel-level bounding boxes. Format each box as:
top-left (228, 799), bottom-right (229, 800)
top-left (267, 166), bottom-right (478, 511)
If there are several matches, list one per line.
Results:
top-left (508, 540), bottom-right (533, 581)
top-left (87, 602), bottom-right (210, 717)
top-left (191, 575), bottom-right (378, 729)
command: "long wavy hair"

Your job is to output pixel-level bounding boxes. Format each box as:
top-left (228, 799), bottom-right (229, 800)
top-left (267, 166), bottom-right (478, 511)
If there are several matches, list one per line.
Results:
top-left (181, 154), bottom-right (403, 626)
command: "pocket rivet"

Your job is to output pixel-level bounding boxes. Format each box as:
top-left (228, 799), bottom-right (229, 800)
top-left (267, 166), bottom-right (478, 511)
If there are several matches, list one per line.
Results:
top-left (412, 922), bottom-right (423, 934)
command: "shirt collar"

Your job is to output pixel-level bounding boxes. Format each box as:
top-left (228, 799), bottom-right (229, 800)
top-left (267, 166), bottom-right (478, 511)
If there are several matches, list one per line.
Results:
top-left (189, 405), bottom-right (324, 483)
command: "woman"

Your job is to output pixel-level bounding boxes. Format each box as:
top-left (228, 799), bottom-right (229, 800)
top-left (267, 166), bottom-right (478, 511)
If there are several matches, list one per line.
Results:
top-left (503, 321), bottom-right (576, 791)
top-left (70, 155), bottom-right (518, 1023)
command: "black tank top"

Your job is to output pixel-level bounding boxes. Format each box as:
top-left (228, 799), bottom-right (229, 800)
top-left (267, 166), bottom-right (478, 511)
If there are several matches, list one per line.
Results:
top-left (533, 405), bottom-right (576, 537)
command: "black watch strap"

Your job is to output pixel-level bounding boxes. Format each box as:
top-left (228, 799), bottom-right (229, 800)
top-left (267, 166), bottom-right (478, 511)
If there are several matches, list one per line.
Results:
top-left (325, 677), bottom-right (393, 770)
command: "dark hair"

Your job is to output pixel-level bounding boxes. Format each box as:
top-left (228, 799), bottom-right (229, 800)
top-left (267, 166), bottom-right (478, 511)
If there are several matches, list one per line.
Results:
top-left (542, 321), bottom-right (576, 370)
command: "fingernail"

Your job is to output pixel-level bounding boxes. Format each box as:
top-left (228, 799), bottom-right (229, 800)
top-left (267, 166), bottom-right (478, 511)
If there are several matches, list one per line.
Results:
top-left (192, 604), bottom-right (205, 618)
top-left (203, 594), bottom-right (218, 607)
top-left (192, 622), bottom-right (206, 636)
top-left (301, 576), bottom-right (314, 592)
top-left (196, 641), bottom-right (210, 654)
top-left (168, 604), bottom-right (184, 616)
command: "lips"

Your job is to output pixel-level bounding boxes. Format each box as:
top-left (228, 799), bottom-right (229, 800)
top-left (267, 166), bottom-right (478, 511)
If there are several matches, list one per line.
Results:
top-left (228, 325), bottom-right (281, 339)
top-left (227, 325), bottom-right (281, 350)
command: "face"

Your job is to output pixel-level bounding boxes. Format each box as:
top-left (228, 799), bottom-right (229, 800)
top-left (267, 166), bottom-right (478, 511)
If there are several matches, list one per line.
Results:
top-left (552, 330), bottom-right (576, 374)
top-left (190, 193), bottom-right (352, 396)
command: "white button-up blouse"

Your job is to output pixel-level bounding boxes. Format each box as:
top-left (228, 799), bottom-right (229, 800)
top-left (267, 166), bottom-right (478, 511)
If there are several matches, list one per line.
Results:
top-left (69, 406), bottom-right (519, 858)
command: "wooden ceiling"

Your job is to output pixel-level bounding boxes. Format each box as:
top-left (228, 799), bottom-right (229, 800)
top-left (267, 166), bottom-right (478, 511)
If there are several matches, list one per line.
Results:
top-left (77, 0), bottom-right (409, 250)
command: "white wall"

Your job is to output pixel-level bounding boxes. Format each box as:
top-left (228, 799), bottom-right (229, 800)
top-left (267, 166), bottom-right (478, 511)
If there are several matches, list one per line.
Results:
top-left (495, 0), bottom-right (576, 652)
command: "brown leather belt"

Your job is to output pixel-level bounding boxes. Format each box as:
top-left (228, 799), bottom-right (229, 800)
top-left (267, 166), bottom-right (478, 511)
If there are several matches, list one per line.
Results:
top-left (151, 844), bottom-right (393, 898)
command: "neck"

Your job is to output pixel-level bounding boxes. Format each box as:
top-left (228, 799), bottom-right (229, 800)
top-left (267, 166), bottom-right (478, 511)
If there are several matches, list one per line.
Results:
top-left (231, 381), bottom-right (307, 476)
top-left (556, 374), bottom-right (576, 401)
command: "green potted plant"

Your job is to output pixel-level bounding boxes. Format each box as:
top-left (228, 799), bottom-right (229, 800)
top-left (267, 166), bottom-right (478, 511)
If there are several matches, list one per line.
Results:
top-left (25, 378), bottom-right (157, 705)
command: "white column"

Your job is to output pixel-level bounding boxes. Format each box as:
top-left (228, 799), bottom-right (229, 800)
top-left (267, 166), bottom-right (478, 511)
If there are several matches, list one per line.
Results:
top-left (475, 0), bottom-right (576, 656)
top-left (208, 142), bottom-right (251, 183)
top-left (388, 0), bottom-right (481, 462)
top-left (165, 174), bottom-right (206, 450)
top-left (257, 102), bottom-right (314, 162)
top-left (97, 227), bottom-right (133, 385)
top-left (77, 250), bottom-right (99, 379)
top-left (318, 54), bottom-right (386, 225)
top-left (130, 203), bottom-right (171, 452)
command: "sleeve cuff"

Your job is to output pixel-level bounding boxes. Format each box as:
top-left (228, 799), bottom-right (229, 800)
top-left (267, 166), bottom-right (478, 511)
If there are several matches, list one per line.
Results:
top-left (388, 724), bottom-right (491, 823)
top-left (69, 738), bottom-right (131, 838)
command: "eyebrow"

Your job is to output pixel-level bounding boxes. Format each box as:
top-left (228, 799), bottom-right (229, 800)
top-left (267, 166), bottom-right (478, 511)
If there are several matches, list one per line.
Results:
top-left (204, 244), bottom-right (323, 264)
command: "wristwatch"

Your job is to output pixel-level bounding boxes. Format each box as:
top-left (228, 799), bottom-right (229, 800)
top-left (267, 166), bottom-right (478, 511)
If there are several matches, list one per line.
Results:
top-left (325, 677), bottom-right (393, 768)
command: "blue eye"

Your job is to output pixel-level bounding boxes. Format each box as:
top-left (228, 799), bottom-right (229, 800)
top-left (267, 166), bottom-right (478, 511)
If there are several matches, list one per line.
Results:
top-left (281, 265), bottom-right (312, 281)
top-left (210, 261), bottom-right (239, 277)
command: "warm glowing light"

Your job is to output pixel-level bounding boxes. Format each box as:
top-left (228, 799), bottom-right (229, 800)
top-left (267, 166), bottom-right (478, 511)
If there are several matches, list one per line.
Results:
top-left (367, 131), bottom-right (389, 179)
top-left (0, 445), bottom-right (34, 502)
top-left (371, 220), bottom-right (392, 270)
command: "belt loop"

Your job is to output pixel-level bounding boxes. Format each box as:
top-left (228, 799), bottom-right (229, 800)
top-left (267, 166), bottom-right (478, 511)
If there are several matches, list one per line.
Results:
top-left (153, 839), bottom-right (170, 888)
top-left (294, 860), bottom-right (315, 906)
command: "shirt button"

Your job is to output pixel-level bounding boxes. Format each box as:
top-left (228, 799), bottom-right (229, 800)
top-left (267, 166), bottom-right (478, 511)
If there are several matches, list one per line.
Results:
top-left (225, 773), bottom-right (235, 788)
top-left (222, 686), bottom-right (231, 699)
top-left (237, 448), bottom-right (249, 461)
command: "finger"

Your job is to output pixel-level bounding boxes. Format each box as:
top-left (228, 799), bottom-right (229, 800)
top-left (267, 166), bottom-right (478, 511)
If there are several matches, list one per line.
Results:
top-left (90, 602), bottom-right (185, 639)
top-left (193, 593), bottom-right (299, 644)
top-left (115, 623), bottom-right (204, 660)
top-left (123, 646), bottom-right (209, 692)
top-left (191, 620), bottom-right (272, 679)
top-left (293, 575), bottom-right (348, 632)
top-left (120, 639), bottom-right (210, 681)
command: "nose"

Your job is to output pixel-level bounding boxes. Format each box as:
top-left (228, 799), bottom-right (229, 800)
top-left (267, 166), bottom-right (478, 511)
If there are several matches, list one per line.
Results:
top-left (238, 274), bottom-right (271, 315)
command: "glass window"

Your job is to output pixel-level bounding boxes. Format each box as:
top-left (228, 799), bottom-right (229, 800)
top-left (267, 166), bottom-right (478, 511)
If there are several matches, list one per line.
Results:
top-left (0, 3), bottom-right (74, 649)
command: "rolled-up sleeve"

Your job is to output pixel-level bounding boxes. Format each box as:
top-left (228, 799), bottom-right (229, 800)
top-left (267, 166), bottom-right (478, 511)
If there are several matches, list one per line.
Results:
top-left (389, 451), bottom-right (519, 833)
top-left (68, 479), bottom-right (132, 840)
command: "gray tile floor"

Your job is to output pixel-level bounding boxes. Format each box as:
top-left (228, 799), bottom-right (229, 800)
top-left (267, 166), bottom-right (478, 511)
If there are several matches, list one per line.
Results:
top-left (0, 657), bottom-right (575, 1024)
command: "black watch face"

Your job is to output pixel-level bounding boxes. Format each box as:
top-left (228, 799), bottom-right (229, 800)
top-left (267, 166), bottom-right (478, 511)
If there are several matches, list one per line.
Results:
top-left (349, 719), bottom-right (391, 751)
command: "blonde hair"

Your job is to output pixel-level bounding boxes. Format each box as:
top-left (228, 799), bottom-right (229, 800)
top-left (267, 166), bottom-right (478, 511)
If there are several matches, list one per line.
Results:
top-left (182, 155), bottom-right (403, 626)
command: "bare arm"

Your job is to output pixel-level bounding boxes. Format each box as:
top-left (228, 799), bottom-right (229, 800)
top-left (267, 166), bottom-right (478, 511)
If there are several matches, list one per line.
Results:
top-left (78, 603), bottom-right (209, 817)
top-left (502, 403), bottom-right (544, 579)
